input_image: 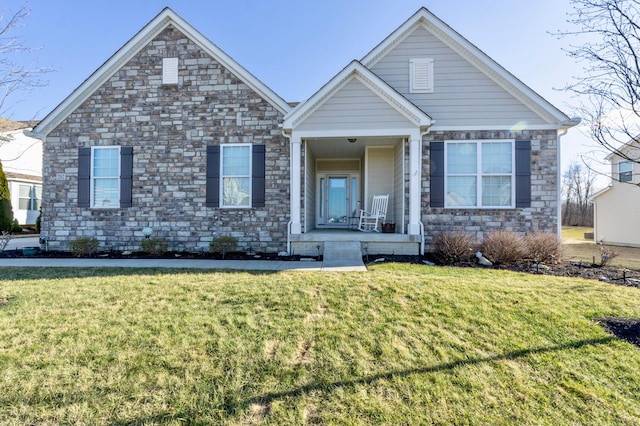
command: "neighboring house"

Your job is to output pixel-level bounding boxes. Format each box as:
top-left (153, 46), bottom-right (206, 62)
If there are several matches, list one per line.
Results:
top-left (591, 139), bottom-right (640, 247)
top-left (32, 8), bottom-right (577, 255)
top-left (0, 118), bottom-right (42, 226)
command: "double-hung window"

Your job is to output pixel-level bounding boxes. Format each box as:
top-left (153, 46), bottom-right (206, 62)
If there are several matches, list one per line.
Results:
top-left (221, 144), bottom-right (251, 208)
top-left (618, 160), bottom-right (633, 182)
top-left (91, 147), bottom-right (120, 208)
top-left (446, 140), bottom-right (514, 208)
top-left (19, 184), bottom-right (42, 211)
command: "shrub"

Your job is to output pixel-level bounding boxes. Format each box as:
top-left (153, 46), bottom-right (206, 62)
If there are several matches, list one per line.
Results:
top-left (35, 208), bottom-right (42, 233)
top-left (0, 161), bottom-right (14, 232)
top-left (210, 236), bottom-right (238, 259)
top-left (140, 237), bottom-right (168, 256)
top-left (599, 244), bottom-right (618, 267)
top-left (482, 230), bottom-right (525, 265)
top-left (524, 232), bottom-right (561, 264)
top-left (433, 231), bottom-right (476, 264)
top-left (69, 237), bottom-right (99, 257)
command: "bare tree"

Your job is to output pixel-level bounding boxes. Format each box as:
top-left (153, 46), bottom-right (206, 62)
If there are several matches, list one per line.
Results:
top-left (562, 161), bottom-right (596, 226)
top-left (558, 0), bottom-right (640, 177)
top-left (0, 2), bottom-right (50, 117)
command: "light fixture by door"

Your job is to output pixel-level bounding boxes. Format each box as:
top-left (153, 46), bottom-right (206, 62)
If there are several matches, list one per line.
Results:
top-left (347, 138), bottom-right (357, 143)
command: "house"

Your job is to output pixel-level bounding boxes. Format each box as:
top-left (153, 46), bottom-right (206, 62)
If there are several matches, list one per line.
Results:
top-left (32, 8), bottom-right (576, 256)
top-left (0, 118), bottom-right (42, 226)
top-left (591, 139), bottom-right (640, 247)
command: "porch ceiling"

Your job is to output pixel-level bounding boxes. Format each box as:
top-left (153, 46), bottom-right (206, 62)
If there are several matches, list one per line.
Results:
top-left (306, 136), bottom-right (402, 158)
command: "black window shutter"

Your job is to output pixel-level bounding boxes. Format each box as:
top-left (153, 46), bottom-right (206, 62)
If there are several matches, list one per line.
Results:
top-left (430, 141), bottom-right (445, 208)
top-left (252, 144), bottom-right (266, 208)
top-left (515, 140), bottom-right (531, 208)
top-left (120, 147), bottom-right (133, 208)
top-left (206, 145), bottom-right (220, 207)
top-left (78, 148), bottom-right (91, 207)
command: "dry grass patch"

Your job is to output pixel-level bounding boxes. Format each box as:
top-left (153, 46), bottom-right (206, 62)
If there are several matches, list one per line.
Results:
top-left (562, 226), bottom-right (640, 270)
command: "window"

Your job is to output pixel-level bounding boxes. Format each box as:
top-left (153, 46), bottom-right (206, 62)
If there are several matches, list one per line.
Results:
top-left (221, 144), bottom-right (251, 207)
top-left (619, 160), bottom-right (633, 182)
top-left (78, 147), bottom-right (132, 208)
top-left (17, 184), bottom-right (41, 211)
top-left (18, 185), bottom-right (31, 210)
top-left (410, 58), bottom-right (434, 93)
top-left (206, 144), bottom-right (265, 208)
top-left (91, 147), bottom-right (120, 208)
top-left (445, 140), bottom-right (514, 208)
top-left (34, 186), bottom-right (42, 210)
top-left (162, 58), bottom-right (178, 85)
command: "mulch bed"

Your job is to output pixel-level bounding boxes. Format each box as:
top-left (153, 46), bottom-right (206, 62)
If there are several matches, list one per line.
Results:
top-left (597, 318), bottom-right (640, 348)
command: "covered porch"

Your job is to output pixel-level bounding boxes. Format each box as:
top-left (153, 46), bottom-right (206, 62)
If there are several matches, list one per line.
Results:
top-left (282, 61), bottom-right (432, 255)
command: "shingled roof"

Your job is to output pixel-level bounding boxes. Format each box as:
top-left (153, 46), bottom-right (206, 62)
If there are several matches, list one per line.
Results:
top-left (0, 118), bottom-right (38, 132)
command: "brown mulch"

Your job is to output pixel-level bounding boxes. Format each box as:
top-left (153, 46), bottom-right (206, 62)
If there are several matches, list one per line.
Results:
top-left (597, 318), bottom-right (640, 348)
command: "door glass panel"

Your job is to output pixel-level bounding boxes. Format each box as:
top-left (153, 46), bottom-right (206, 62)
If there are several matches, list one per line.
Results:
top-left (327, 177), bottom-right (348, 224)
top-left (319, 178), bottom-right (324, 219)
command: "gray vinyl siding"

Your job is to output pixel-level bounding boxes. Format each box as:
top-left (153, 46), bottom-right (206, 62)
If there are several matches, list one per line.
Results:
top-left (296, 79), bottom-right (413, 131)
top-left (365, 147), bottom-right (394, 223)
top-left (370, 26), bottom-right (547, 127)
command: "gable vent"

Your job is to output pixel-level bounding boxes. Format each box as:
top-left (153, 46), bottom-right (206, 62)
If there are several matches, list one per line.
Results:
top-left (410, 58), bottom-right (434, 93)
top-left (162, 57), bottom-right (179, 85)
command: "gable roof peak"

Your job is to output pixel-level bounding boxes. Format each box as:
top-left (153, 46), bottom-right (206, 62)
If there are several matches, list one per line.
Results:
top-left (362, 7), bottom-right (575, 127)
top-left (33, 7), bottom-right (290, 137)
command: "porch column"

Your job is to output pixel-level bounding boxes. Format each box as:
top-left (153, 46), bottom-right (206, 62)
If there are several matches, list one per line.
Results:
top-left (408, 134), bottom-right (422, 235)
top-left (290, 136), bottom-right (302, 234)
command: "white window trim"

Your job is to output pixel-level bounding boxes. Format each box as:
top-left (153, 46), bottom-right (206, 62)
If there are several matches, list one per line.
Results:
top-left (618, 160), bottom-right (633, 182)
top-left (90, 146), bottom-right (121, 209)
top-left (220, 143), bottom-right (252, 209)
top-left (18, 184), bottom-right (32, 211)
top-left (444, 140), bottom-right (516, 209)
top-left (409, 58), bottom-right (434, 93)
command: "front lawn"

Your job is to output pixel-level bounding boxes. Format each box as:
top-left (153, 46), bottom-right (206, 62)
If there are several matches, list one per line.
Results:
top-left (1, 265), bottom-right (639, 424)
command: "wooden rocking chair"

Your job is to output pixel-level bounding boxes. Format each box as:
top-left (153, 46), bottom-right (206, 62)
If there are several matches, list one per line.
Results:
top-left (358, 194), bottom-right (389, 232)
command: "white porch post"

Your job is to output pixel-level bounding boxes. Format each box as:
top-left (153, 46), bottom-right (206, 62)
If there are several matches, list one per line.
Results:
top-left (290, 136), bottom-right (302, 234)
top-left (408, 132), bottom-right (422, 235)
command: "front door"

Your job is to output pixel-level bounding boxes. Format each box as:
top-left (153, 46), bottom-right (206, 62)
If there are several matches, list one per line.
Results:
top-left (318, 175), bottom-right (359, 228)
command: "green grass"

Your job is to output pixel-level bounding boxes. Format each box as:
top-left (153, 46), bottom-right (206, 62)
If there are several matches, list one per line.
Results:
top-left (1, 265), bottom-right (640, 425)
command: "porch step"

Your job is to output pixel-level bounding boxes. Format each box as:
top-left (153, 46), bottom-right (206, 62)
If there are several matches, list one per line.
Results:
top-left (323, 241), bottom-right (364, 265)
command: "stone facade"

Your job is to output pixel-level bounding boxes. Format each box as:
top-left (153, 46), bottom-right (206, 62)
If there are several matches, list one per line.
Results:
top-left (421, 130), bottom-right (559, 249)
top-left (42, 26), bottom-right (290, 253)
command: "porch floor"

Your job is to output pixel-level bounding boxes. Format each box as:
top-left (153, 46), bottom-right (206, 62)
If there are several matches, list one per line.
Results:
top-left (289, 229), bottom-right (422, 256)
top-left (293, 229), bottom-right (420, 242)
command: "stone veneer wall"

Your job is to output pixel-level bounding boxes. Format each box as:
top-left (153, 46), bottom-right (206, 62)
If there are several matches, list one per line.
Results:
top-left (42, 25), bottom-right (290, 253)
top-left (422, 130), bottom-right (559, 249)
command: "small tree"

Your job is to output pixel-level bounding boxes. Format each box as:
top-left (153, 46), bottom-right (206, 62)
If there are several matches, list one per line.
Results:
top-left (210, 236), bottom-right (238, 259)
top-left (0, 161), bottom-right (15, 232)
top-left (558, 0), bottom-right (640, 175)
top-left (1, 3), bottom-right (51, 115)
top-left (561, 162), bottom-right (595, 226)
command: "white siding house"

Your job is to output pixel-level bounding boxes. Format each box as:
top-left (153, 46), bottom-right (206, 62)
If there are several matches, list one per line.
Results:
top-left (0, 119), bottom-right (42, 226)
top-left (591, 140), bottom-right (640, 247)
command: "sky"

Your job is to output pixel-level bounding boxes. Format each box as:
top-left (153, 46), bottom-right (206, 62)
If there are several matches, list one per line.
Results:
top-left (1, 0), bottom-right (604, 183)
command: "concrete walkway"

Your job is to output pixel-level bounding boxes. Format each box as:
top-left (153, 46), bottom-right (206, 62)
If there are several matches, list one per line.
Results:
top-left (0, 253), bottom-right (367, 272)
top-left (0, 236), bottom-right (367, 271)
